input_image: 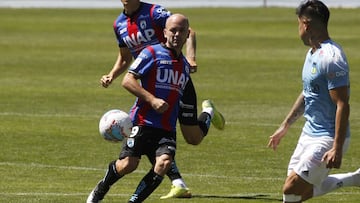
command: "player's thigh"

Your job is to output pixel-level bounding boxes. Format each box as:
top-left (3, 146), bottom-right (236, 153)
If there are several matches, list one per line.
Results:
top-left (116, 156), bottom-right (140, 174)
top-left (293, 135), bottom-right (334, 186)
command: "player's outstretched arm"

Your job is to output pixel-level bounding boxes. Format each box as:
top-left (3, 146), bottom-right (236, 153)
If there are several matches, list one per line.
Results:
top-left (185, 28), bottom-right (197, 73)
top-left (268, 92), bottom-right (305, 150)
top-left (100, 47), bottom-right (133, 88)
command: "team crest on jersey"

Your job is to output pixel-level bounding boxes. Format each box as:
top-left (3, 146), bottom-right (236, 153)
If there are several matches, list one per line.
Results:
top-left (127, 138), bottom-right (134, 148)
top-left (311, 63), bottom-right (317, 74)
top-left (140, 20), bottom-right (147, 30)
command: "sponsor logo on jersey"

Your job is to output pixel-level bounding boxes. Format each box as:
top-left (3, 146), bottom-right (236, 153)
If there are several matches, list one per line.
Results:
top-left (156, 7), bottom-right (170, 17)
top-left (122, 28), bottom-right (156, 48)
top-left (179, 101), bottom-right (195, 109)
top-left (156, 69), bottom-right (188, 89)
top-left (335, 70), bottom-right (347, 77)
top-left (159, 60), bottom-right (172, 65)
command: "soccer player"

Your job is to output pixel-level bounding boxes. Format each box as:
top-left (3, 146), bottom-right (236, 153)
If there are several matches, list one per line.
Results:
top-left (100, 0), bottom-right (196, 89)
top-left (99, 0), bottom-right (197, 199)
top-left (268, 1), bottom-right (359, 202)
top-left (87, 13), bottom-right (223, 203)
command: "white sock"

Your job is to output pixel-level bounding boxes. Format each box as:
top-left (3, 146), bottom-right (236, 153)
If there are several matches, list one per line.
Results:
top-left (172, 178), bottom-right (187, 189)
top-left (313, 171), bottom-right (358, 197)
top-left (202, 107), bottom-right (214, 119)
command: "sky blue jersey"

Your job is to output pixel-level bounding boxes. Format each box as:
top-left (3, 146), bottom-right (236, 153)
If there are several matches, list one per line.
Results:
top-left (302, 39), bottom-right (350, 138)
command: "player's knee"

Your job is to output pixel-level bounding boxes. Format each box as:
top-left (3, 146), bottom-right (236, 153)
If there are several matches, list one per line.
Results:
top-left (183, 134), bottom-right (203, 145)
top-left (155, 155), bottom-right (173, 175)
top-left (159, 156), bottom-right (172, 168)
top-left (163, 159), bottom-right (172, 169)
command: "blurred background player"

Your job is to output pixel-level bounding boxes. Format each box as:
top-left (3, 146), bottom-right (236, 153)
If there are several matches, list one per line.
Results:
top-left (100, 0), bottom-right (196, 89)
top-left (268, 0), bottom-right (359, 202)
top-left (87, 13), bottom-right (224, 203)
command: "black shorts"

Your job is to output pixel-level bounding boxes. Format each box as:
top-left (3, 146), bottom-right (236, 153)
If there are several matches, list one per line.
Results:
top-left (119, 126), bottom-right (176, 164)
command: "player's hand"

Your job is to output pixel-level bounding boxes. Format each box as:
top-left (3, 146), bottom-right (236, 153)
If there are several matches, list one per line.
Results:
top-left (187, 60), bottom-right (197, 73)
top-left (190, 65), bottom-right (197, 73)
top-left (100, 75), bottom-right (113, 88)
top-left (151, 98), bottom-right (169, 114)
top-left (322, 148), bottom-right (343, 169)
top-left (268, 125), bottom-right (288, 151)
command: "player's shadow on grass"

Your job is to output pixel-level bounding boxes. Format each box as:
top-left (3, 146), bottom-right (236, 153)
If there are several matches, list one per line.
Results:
top-left (192, 194), bottom-right (282, 202)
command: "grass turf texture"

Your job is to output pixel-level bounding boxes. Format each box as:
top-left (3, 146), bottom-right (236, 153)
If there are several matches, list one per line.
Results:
top-left (1, 7), bottom-right (360, 203)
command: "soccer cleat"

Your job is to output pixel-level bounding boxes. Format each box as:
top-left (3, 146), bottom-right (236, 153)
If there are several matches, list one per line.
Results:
top-left (202, 99), bottom-right (225, 130)
top-left (86, 181), bottom-right (109, 203)
top-left (160, 185), bottom-right (192, 199)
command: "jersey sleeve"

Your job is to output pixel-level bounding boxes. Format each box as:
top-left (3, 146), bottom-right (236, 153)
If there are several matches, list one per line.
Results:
top-left (113, 18), bottom-right (127, 48)
top-left (324, 52), bottom-right (349, 90)
top-left (151, 4), bottom-right (171, 28)
top-left (128, 47), bottom-right (154, 77)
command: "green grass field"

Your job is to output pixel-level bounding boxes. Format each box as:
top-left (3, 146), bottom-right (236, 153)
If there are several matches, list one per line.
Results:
top-left (1, 7), bottom-right (360, 203)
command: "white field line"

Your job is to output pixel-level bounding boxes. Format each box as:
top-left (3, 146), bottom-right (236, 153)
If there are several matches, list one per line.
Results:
top-left (0, 161), bottom-right (281, 181)
top-left (1, 162), bottom-right (360, 197)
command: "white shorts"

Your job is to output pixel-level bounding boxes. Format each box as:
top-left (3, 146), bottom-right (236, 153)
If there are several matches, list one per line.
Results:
top-left (287, 132), bottom-right (350, 187)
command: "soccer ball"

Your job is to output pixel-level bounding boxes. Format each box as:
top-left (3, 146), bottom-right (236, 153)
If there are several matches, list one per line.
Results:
top-left (99, 109), bottom-right (133, 142)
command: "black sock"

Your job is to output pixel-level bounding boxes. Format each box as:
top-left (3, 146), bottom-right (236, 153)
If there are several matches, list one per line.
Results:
top-left (102, 160), bottom-right (123, 187)
top-left (198, 112), bottom-right (211, 136)
top-left (128, 170), bottom-right (164, 203)
top-left (166, 160), bottom-right (182, 180)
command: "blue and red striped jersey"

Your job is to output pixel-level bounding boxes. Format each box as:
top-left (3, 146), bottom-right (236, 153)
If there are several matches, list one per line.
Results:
top-left (113, 2), bottom-right (171, 58)
top-left (128, 44), bottom-right (191, 132)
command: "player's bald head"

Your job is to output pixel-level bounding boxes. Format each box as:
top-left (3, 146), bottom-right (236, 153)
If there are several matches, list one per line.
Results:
top-left (165, 13), bottom-right (189, 30)
top-left (163, 13), bottom-right (190, 55)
